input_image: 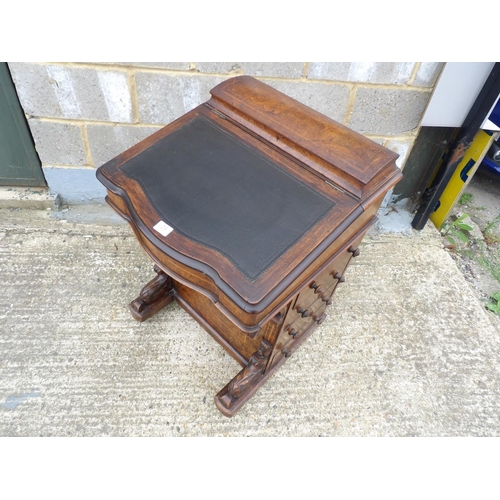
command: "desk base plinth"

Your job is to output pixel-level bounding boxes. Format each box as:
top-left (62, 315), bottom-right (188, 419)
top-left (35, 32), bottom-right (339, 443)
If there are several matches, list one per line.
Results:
top-left (130, 263), bottom-right (340, 417)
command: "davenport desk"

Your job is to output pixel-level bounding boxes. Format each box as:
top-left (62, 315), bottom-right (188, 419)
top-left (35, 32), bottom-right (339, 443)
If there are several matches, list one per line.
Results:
top-left (96, 76), bottom-right (402, 417)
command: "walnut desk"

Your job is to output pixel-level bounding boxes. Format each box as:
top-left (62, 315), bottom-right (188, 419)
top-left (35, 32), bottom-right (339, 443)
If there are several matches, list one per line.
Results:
top-left (96, 76), bottom-right (402, 417)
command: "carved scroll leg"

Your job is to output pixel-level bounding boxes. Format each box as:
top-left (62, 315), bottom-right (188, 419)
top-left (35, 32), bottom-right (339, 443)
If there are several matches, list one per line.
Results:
top-left (129, 265), bottom-right (175, 322)
top-left (214, 339), bottom-right (273, 417)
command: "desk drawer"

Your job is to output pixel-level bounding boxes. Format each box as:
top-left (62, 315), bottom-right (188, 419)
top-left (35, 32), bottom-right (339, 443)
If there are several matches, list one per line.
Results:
top-left (280, 299), bottom-right (328, 357)
top-left (290, 234), bottom-right (363, 320)
top-left (286, 293), bottom-right (328, 334)
top-left (268, 295), bottom-right (328, 367)
top-left (267, 230), bottom-right (364, 368)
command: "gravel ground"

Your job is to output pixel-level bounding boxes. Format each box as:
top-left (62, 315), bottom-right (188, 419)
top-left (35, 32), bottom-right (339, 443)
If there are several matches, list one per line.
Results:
top-left (442, 170), bottom-right (500, 326)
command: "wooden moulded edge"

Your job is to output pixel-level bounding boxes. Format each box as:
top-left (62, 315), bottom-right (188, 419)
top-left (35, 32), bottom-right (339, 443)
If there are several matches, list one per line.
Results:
top-left (97, 165), bottom-right (363, 309)
top-left (96, 160), bottom-right (402, 335)
top-left (208, 76), bottom-right (400, 199)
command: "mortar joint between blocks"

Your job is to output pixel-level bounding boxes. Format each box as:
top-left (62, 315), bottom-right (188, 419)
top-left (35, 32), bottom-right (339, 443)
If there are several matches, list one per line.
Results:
top-left (128, 71), bottom-right (140, 124)
top-left (81, 125), bottom-right (94, 168)
top-left (408, 63), bottom-right (421, 86)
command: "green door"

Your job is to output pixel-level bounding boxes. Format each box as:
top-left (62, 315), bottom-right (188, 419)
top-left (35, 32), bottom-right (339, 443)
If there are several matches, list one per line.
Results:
top-left (0, 62), bottom-right (46, 186)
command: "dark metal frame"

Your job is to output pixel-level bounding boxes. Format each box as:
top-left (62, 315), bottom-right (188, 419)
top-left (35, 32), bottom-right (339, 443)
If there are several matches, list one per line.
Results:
top-left (412, 63), bottom-right (500, 230)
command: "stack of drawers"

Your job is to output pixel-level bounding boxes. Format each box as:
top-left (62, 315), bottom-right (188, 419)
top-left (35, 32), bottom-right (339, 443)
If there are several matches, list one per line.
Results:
top-left (270, 233), bottom-right (364, 367)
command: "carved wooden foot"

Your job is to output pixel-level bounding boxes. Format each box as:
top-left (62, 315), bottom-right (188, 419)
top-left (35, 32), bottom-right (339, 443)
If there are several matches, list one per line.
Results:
top-left (214, 339), bottom-right (273, 417)
top-left (129, 265), bottom-right (175, 322)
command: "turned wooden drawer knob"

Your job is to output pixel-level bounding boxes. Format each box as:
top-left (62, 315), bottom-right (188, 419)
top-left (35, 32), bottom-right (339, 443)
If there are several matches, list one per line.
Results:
top-left (288, 328), bottom-right (298, 338)
top-left (349, 247), bottom-right (360, 257)
top-left (310, 282), bottom-right (323, 294)
top-left (322, 296), bottom-right (332, 305)
top-left (314, 313), bottom-right (327, 325)
top-left (296, 305), bottom-right (309, 317)
top-left (283, 349), bottom-right (292, 358)
top-left (333, 272), bottom-right (345, 282)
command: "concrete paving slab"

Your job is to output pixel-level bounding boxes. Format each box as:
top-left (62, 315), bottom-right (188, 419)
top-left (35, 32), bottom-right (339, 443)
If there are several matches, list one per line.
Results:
top-left (0, 187), bottom-right (60, 210)
top-left (0, 208), bottom-right (499, 436)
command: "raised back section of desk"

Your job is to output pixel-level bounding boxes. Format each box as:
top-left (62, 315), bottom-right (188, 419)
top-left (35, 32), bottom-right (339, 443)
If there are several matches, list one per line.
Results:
top-left (208, 76), bottom-right (400, 199)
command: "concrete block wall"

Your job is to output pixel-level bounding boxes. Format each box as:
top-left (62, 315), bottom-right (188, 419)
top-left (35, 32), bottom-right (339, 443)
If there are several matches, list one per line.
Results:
top-left (8, 62), bottom-right (443, 205)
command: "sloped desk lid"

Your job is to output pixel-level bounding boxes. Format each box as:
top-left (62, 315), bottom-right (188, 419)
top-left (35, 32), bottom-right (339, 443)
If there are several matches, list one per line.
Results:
top-left (120, 116), bottom-right (336, 281)
top-left (96, 76), bottom-right (401, 311)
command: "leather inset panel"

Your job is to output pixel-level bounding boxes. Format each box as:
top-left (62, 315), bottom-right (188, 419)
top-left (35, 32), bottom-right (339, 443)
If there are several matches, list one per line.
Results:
top-left (121, 116), bottom-right (336, 281)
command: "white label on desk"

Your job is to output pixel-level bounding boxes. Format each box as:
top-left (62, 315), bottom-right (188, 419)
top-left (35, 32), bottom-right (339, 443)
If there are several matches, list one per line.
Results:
top-left (153, 221), bottom-right (173, 237)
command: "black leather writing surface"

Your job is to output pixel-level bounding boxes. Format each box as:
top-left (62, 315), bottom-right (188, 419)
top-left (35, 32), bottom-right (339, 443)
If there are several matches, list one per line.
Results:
top-left (121, 116), bottom-right (336, 281)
